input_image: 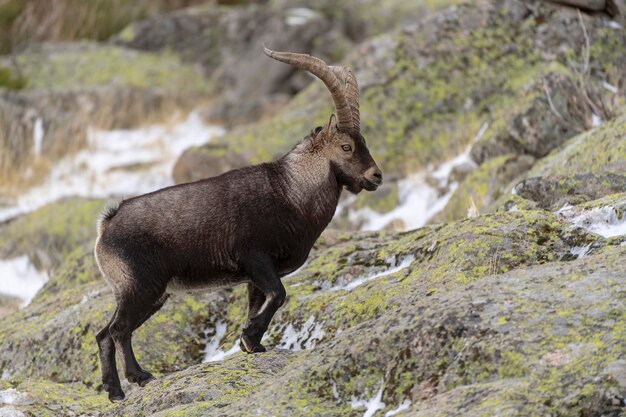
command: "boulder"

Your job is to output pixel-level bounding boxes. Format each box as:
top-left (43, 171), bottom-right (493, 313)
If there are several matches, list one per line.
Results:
top-left (515, 172), bottom-right (626, 210)
top-left (113, 0), bottom-right (454, 126)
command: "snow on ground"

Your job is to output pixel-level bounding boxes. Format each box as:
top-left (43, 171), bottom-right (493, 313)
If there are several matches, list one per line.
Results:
top-left (0, 111), bottom-right (223, 222)
top-left (0, 257), bottom-right (48, 307)
top-left (385, 400), bottom-right (411, 416)
top-left (558, 205), bottom-right (626, 238)
top-left (277, 315), bottom-right (325, 351)
top-left (204, 342), bottom-right (240, 363)
top-left (351, 382), bottom-right (385, 417)
top-left (0, 406), bottom-right (26, 417)
top-left (203, 321), bottom-right (228, 362)
top-left (203, 320), bottom-right (241, 362)
top-left (329, 255), bottom-right (415, 292)
top-left (0, 389), bottom-right (31, 417)
top-left (0, 389), bottom-right (32, 406)
top-left (570, 243), bottom-right (592, 259)
top-left (346, 125), bottom-right (484, 232)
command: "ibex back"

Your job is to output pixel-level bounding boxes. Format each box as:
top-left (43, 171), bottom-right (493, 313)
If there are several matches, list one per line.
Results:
top-left (94, 47), bottom-right (382, 401)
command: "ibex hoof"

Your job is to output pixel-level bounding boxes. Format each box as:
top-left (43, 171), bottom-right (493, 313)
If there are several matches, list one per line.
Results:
top-left (240, 334), bottom-right (267, 354)
top-left (103, 384), bottom-right (125, 402)
top-left (127, 370), bottom-right (155, 387)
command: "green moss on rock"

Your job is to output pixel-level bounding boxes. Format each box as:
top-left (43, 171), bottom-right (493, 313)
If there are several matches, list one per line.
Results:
top-left (11, 42), bottom-right (210, 93)
top-left (527, 113), bottom-right (626, 177)
top-left (0, 198), bottom-right (105, 270)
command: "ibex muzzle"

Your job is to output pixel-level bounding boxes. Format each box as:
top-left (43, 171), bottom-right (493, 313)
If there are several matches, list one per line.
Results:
top-left (93, 46), bottom-right (382, 401)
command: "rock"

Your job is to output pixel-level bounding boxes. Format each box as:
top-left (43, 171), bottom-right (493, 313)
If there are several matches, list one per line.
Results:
top-left (606, 360), bottom-right (626, 390)
top-left (113, 0), bottom-right (448, 126)
top-left (0, 198), bottom-right (106, 270)
top-left (0, 42), bottom-right (210, 197)
top-left (470, 72), bottom-right (594, 165)
top-left (515, 173), bottom-right (626, 210)
top-left (0, 294), bottom-right (20, 320)
top-left (0, 380), bottom-right (110, 416)
top-left (4, 225), bottom-right (617, 416)
top-left (526, 112), bottom-right (626, 177)
top-left (0, 206), bottom-right (608, 411)
top-left (173, 143), bottom-right (249, 184)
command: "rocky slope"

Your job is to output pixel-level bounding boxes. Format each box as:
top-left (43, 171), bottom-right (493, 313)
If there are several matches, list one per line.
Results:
top-left (174, 0), bottom-right (625, 230)
top-left (1, 0), bottom-right (626, 416)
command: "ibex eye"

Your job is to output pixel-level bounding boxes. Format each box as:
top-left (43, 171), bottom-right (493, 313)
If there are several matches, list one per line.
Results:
top-left (341, 145), bottom-right (352, 152)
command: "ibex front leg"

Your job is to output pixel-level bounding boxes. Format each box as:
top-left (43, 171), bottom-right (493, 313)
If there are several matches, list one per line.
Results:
top-left (239, 254), bottom-right (286, 353)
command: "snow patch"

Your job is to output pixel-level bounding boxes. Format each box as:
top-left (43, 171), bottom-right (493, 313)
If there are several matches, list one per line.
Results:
top-left (277, 316), bottom-right (325, 351)
top-left (570, 244), bottom-right (592, 259)
top-left (591, 113), bottom-right (602, 127)
top-left (385, 400), bottom-right (411, 416)
top-left (0, 111), bottom-right (223, 222)
top-left (330, 255), bottom-right (414, 292)
top-left (602, 81), bottom-right (619, 94)
top-left (0, 389), bottom-right (32, 406)
top-left (0, 406), bottom-right (26, 417)
top-left (203, 321), bottom-right (228, 362)
top-left (348, 135), bottom-right (479, 231)
top-left (0, 257), bottom-right (48, 306)
top-left (207, 343), bottom-right (240, 362)
top-left (351, 382), bottom-right (385, 417)
top-left (560, 206), bottom-right (626, 238)
top-left (605, 20), bottom-right (622, 30)
top-left (286, 8), bottom-right (318, 26)
top-left (33, 118), bottom-right (44, 157)
top-left (203, 321), bottom-right (241, 362)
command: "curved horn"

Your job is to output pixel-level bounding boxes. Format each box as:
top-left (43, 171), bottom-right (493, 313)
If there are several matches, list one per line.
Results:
top-left (331, 66), bottom-right (360, 132)
top-left (263, 46), bottom-right (353, 131)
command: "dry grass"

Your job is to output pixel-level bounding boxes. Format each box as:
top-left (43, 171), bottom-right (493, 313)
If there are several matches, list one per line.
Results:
top-left (0, 0), bottom-right (215, 53)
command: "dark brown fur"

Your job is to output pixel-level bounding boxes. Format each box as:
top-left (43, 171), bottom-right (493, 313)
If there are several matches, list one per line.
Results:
top-left (94, 122), bottom-right (382, 401)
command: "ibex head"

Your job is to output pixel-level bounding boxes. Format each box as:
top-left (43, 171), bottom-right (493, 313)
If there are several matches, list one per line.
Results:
top-left (264, 47), bottom-right (383, 194)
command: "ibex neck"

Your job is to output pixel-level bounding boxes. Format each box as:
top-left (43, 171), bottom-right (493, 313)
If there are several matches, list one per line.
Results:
top-left (277, 152), bottom-right (341, 229)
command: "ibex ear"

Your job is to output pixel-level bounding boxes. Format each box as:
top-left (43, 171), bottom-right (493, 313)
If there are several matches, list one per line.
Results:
top-left (316, 114), bottom-right (337, 144)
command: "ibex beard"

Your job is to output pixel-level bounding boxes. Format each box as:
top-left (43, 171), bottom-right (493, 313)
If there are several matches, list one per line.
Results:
top-left (93, 47), bottom-right (382, 401)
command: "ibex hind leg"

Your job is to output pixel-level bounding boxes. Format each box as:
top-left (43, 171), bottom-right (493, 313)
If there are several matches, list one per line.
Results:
top-left (96, 307), bottom-right (124, 402)
top-left (108, 289), bottom-right (168, 394)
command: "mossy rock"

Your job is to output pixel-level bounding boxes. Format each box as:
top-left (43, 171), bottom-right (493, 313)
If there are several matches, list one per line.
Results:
top-left (0, 42), bottom-right (212, 195)
top-left (0, 198), bottom-right (105, 270)
top-left (0, 66), bottom-right (26, 90)
top-left (99, 244), bottom-right (626, 417)
top-left (527, 112), bottom-right (626, 177)
top-left (514, 172), bottom-right (626, 210)
top-left (8, 42), bottom-right (209, 94)
top-left (0, 379), bottom-right (113, 417)
top-left (0, 206), bottom-right (608, 413)
top-left (0, 248), bottom-right (231, 389)
top-left (0, 293), bottom-right (20, 320)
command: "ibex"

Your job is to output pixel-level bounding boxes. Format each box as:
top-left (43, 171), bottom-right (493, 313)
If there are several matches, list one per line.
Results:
top-left (94, 47), bottom-right (382, 401)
